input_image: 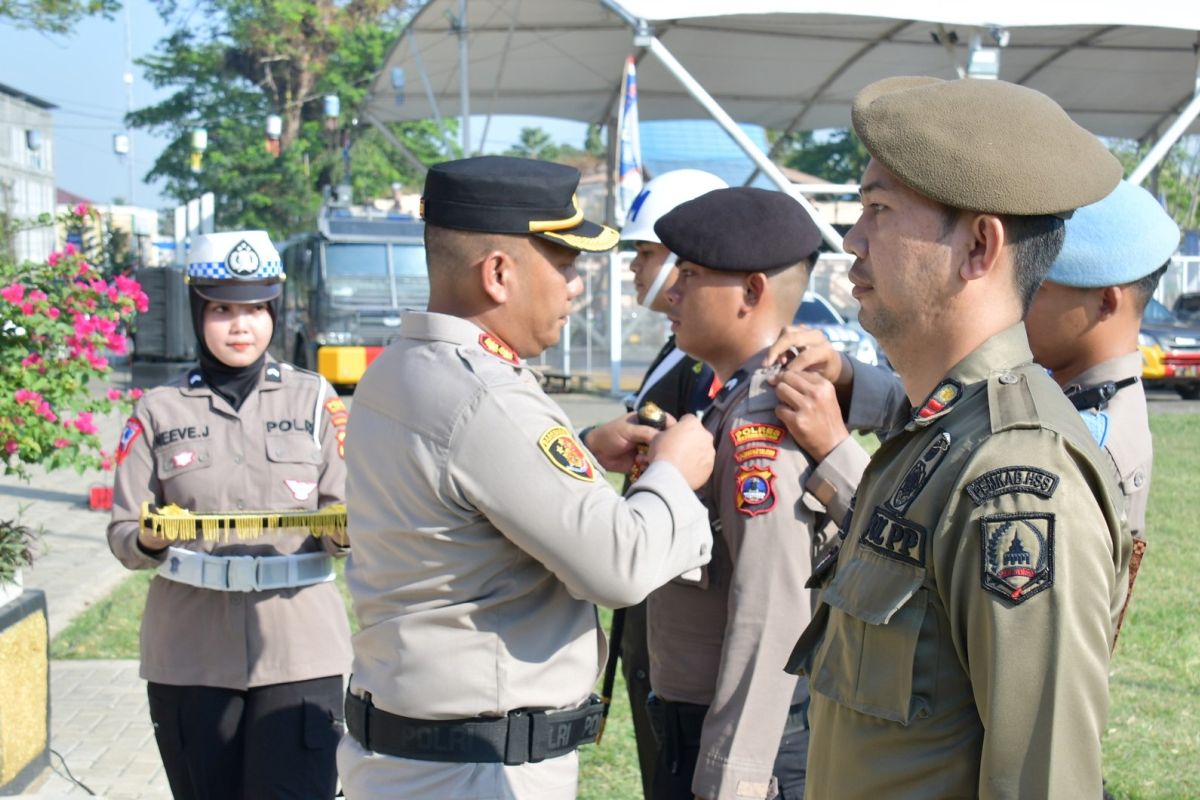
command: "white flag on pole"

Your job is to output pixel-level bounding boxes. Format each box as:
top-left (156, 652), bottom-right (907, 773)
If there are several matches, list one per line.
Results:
top-left (615, 54), bottom-right (643, 226)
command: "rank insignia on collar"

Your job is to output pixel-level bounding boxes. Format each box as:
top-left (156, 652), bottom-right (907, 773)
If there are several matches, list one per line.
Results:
top-left (116, 418), bottom-right (143, 465)
top-left (188, 370), bottom-right (204, 387)
top-left (735, 466), bottom-right (776, 516)
top-left (730, 423), bottom-right (786, 447)
top-left (266, 364), bottom-right (282, 382)
top-left (981, 512), bottom-right (1054, 604)
top-left (538, 425), bottom-right (595, 482)
top-left (915, 379), bottom-right (963, 420)
top-left (479, 332), bottom-right (520, 365)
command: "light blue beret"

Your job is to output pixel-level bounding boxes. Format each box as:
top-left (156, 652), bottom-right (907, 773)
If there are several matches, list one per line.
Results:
top-left (1047, 180), bottom-right (1180, 287)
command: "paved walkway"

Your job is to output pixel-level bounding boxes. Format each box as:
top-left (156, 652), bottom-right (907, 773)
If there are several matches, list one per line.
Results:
top-left (2, 372), bottom-right (624, 798)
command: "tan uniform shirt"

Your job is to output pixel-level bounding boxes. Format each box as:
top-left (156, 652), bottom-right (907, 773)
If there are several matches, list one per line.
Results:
top-left (648, 353), bottom-right (898, 800)
top-left (795, 324), bottom-right (1131, 799)
top-left (107, 360), bottom-right (351, 689)
top-left (1069, 351), bottom-right (1152, 538)
top-left (344, 311), bottom-right (712, 721)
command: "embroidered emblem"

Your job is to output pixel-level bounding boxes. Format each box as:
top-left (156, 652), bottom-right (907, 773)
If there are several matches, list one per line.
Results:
top-left (860, 506), bottom-right (927, 567)
top-left (284, 479), bottom-right (318, 501)
top-left (734, 445), bottom-right (779, 463)
top-left (538, 426), bottom-right (595, 481)
top-left (325, 397), bottom-right (349, 427)
top-left (172, 451), bottom-right (196, 469)
top-left (887, 430), bottom-right (951, 512)
top-left (335, 429), bottom-right (346, 459)
top-left (116, 418), bottom-right (143, 465)
top-left (981, 513), bottom-right (1054, 604)
top-left (965, 467), bottom-right (1060, 506)
top-left (730, 423), bottom-right (786, 447)
top-left (168, 555), bottom-right (181, 574)
top-left (915, 379), bottom-right (963, 420)
top-left (479, 332), bottom-right (520, 365)
top-left (735, 467), bottom-right (776, 516)
top-left (265, 364), bottom-right (282, 382)
top-left (227, 239), bottom-right (261, 276)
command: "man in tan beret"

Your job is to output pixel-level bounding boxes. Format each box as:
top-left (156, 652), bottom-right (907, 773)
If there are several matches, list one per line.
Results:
top-left (781, 77), bottom-right (1132, 799)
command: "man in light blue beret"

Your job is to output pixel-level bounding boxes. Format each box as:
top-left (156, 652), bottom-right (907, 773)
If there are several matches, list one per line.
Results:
top-left (1026, 180), bottom-right (1180, 544)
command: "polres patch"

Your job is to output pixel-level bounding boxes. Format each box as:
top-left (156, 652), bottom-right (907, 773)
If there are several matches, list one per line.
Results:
top-left (734, 445), bottom-right (779, 463)
top-left (538, 426), bottom-right (595, 482)
top-left (735, 466), bottom-right (776, 516)
top-left (981, 512), bottom-right (1054, 604)
top-left (730, 423), bottom-right (786, 447)
top-left (116, 418), bottom-right (143, 465)
top-left (965, 467), bottom-right (1059, 505)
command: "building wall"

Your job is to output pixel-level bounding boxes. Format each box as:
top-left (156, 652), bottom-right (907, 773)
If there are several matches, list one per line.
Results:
top-left (0, 91), bottom-right (55, 264)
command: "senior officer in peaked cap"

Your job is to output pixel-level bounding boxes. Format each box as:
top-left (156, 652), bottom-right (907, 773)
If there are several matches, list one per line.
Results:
top-left (108, 230), bottom-right (351, 798)
top-left (782, 77), bottom-right (1133, 799)
top-left (337, 156), bottom-right (716, 800)
top-left (642, 188), bottom-right (898, 800)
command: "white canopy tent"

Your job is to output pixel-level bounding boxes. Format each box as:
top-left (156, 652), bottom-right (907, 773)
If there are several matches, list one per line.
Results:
top-left (363, 1), bottom-right (1200, 388)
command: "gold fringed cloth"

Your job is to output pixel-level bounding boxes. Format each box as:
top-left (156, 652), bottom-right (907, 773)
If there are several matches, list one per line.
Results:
top-left (140, 502), bottom-right (347, 543)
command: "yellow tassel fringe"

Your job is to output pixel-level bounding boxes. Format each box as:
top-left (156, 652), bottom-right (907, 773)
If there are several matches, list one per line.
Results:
top-left (140, 502), bottom-right (347, 543)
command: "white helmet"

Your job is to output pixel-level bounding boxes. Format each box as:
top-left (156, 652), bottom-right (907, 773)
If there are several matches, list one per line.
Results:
top-left (620, 169), bottom-right (728, 244)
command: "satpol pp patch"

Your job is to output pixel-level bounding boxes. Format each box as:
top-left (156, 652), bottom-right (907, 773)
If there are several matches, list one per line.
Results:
top-left (981, 512), bottom-right (1054, 604)
top-left (116, 418), bottom-right (143, 465)
top-left (735, 466), bottom-right (776, 516)
top-left (538, 426), bottom-right (595, 482)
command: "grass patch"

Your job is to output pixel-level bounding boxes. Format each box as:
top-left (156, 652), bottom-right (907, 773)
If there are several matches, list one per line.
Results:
top-left (49, 418), bottom-right (1198, 798)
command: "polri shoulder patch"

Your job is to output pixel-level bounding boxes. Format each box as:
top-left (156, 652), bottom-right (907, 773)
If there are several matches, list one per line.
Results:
top-left (325, 397), bottom-right (349, 459)
top-left (980, 512), bottom-right (1054, 604)
top-left (538, 426), bottom-right (595, 482)
top-left (734, 445), bottom-right (779, 463)
top-left (730, 423), bottom-right (786, 447)
top-left (965, 467), bottom-right (1059, 505)
top-left (735, 466), bottom-right (776, 516)
top-left (479, 332), bottom-right (520, 365)
top-left (116, 418), bottom-right (143, 465)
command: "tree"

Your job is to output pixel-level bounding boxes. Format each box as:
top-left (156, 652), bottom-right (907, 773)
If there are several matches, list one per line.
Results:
top-left (128, 0), bottom-right (447, 238)
top-left (1109, 137), bottom-right (1200, 231)
top-left (1, 0), bottom-right (118, 33)
top-left (505, 127), bottom-right (559, 160)
top-left (776, 129), bottom-right (870, 185)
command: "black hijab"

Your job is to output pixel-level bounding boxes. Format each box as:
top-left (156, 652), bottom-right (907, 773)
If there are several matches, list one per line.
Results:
top-left (188, 288), bottom-right (279, 411)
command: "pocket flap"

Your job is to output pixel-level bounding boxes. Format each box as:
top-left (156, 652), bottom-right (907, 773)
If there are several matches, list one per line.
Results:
top-left (822, 550), bottom-right (924, 626)
top-left (266, 434), bottom-right (322, 465)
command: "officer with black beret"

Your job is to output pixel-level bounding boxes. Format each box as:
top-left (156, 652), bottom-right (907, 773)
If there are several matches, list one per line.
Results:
top-left (338, 156), bottom-right (717, 799)
top-left (642, 187), bottom-right (897, 800)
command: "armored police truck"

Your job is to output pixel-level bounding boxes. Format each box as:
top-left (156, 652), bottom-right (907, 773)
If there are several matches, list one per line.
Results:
top-left (274, 202), bottom-right (427, 388)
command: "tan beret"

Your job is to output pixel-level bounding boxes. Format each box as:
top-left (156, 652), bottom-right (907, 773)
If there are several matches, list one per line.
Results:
top-left (852, 77), bottom-right (1122, 216)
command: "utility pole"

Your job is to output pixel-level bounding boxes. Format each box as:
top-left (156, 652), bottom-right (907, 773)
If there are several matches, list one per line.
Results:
top-left (123, 4), bottom-right (135, 206)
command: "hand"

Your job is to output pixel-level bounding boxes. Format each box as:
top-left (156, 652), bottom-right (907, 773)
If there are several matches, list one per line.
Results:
top-left (761, 324), bottom-right (851, 386)
top-left (647, 414), bottom-right (715, 490)
top-left (585, 412), bottom-right (677, 473)
top-left (775, 369), bottom-right (850, 462)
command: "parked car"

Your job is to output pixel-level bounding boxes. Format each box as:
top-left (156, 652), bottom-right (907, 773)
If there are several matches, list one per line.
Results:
top-left (793, 292), bottom-right (886, 368)
top-left (1139, 298), bottom-right (1200, 399)
top-left (1172, 291), bottom-right (1200, 323)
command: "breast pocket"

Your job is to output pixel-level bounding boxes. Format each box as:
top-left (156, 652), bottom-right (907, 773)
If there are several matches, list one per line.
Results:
top-left (154, 444), bottom-right (213, 481)
top-left (811, 551), bottom-right (931, 725)
top-left (266, 434), bottom-right (323, 507)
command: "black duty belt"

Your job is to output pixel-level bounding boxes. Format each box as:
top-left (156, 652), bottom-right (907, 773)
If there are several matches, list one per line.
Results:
top-left (344, 690), bottom-right (604, 765)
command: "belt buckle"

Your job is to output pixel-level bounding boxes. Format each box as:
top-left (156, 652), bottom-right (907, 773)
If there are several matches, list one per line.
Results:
top-left (225, 556), bottom-right (259, 592)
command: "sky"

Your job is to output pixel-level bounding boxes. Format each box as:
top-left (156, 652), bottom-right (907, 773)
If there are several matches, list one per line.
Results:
top-left (0, 2), bottom-right (583, 212)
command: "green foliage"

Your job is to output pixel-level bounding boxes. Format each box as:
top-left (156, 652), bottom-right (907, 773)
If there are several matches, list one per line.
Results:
top-left (128, 0), bottom-right (445, 238)
top-left (0, 513), bottom-right (39, 584)
top-left (1109, 138), bottom-right (1200, 231)
top-left (0, 0), bottom-right (118, 33)
top-left (779, 128), bottom-right (870, 184)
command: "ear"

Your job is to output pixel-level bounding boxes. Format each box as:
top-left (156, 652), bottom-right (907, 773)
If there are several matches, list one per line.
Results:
top-left (477, 249), bottom-right (514, 305)
top-left (960, 214), bottom-right (1006, 283)
top-left (1097, 285), bottom-right (1123, 321)
top-left (743, 272), bottom-right (768, 308)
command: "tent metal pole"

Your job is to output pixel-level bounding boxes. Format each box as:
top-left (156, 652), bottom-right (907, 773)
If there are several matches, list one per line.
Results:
top-left (606, 114), bottom-right (623, 396)
top-left (363, 111), bottom-right (429, 176)
top-left (1130, 89), bottom-right (1200, 186)
top-left (457, 0), bottom-right (471, 156)
top-left (644, 36), bottom-right (844, 252)
top-left (407, 27), bottom-right (456, 155)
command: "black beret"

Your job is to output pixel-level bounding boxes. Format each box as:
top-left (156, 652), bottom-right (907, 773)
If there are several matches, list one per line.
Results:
top-left (421, 155), bottom-right (618, 252)
top-left (654, 187), bottom-right (822, 272)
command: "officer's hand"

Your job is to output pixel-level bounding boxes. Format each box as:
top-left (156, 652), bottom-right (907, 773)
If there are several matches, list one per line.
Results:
top-left (762, 324), bottom-right (851, 386)
top-left (647, 414), bottom-right (714, 490)
top-left (775, 369), bottom-right (850, 462)
top-left (137, 529), bottom-right (172, 555)
top-left (585, 412), bottom-right (676, 473)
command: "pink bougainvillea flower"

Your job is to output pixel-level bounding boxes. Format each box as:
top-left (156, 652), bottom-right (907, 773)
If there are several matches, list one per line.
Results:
top-left (47, 307), bottom-right (60, 319)
top-left (14, 389), bottom-right (37, 404)
top-left (127, 388), bottom-right (144, 400)
top-left (27, 289), bottom-right (47, 303)
top-left (87, 352), bottom-right (108, 370)
top-left (73, 412), bottom-right (98, 435)
top-left (1, 283), bottom-right (25, 304)
top-left (20, 302), bottom-right (34, 315)
top-left (53, 438), bottom-right (70, 449)
top-left (64, 242), bottom-right (78, 255)
top-left (4, 440), bottom-right (18, 455)
top-left (107, 388), bottom-right (123, 401)
top-left (47, 251), bottom-right (62, 267)
top-left (73, 203), bottom-right (88, 217)
top-left (20, 353), bottom-right (41, 368)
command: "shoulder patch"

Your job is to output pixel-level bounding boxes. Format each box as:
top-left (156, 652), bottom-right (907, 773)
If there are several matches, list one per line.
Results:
top-left (479, 332), bottom-right (520, 365)
top-left (730, 423), bottom-right (786, 447)
top-left (734, 445), bottom-right (779, 463)
top-left (887, 430), bottom-right (951, 513)
top-left (860, 506), bottom-right (927, 567)
top-left (325, 397), bottom-right (349, 458)
top-left (538, 426), bottom-right (595, 482)
top-left (116, 418), bottom-right (144, 465)
top-left (735, 466), bottom-right (776, 516)
top-left (965, 467), bottom-right (1059, 505)
top-left (981, 512), bottom-right (1054, 604)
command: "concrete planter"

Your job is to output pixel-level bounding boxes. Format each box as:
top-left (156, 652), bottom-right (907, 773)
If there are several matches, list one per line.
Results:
top-left (0, 589), bottom-right (49, 795)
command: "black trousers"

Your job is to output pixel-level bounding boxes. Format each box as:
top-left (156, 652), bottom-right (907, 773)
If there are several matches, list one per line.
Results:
top-left (648, 697), bottom-right (808, 800)
top-left (147, 675), bottom-right (343, 800)
top-left (620, 600), bottom-right (659, 798)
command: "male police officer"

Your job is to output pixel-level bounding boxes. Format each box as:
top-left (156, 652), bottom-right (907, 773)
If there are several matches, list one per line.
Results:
top-left (338, 156), bottom-right (716, 799)
top-left (784, 77), bottom-right (1132, 799)
top-left (644, 187), bottom-right (896, 800)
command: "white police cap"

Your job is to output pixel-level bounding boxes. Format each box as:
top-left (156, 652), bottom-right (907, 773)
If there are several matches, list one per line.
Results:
top-left (1047, 181), bottom-right (1181, 288)
top-left (187, 230), bottom-right (284, 302)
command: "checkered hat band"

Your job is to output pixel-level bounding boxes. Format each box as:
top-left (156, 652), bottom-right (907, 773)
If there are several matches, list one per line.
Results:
top-left (188, 260), bottom-right (283, 281)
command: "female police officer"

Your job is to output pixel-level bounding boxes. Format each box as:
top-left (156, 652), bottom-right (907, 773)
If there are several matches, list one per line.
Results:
top-left (107, 231), bottom-right (351, 799)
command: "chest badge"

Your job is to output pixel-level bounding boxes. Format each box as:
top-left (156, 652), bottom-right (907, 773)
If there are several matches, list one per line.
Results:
top-left (735, 466), bottom-right (776, 517)
top-left (479, 332), bottom-right (520, 365)
top-left (284, 479), bottom-right (318, 501)
top-left (538, 426), bottom-right (595, 482)
top-left (981, 512), bottom-right (1054, 604)
top-left (171, 451), bottom-right (196, 469)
